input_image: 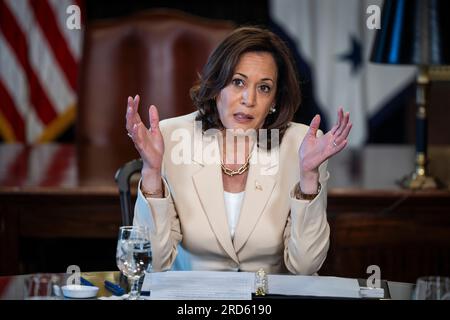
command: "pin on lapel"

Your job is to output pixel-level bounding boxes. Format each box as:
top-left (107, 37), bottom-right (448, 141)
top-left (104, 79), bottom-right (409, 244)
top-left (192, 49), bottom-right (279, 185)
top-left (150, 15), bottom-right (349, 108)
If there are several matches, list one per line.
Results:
top-left (255, 180), bottom-right (262, 191)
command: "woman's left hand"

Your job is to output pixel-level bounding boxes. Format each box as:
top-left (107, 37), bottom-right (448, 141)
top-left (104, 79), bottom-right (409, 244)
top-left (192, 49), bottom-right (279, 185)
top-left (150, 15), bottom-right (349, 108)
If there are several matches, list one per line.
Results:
top-left (298, 107), bottom-right (352, 192)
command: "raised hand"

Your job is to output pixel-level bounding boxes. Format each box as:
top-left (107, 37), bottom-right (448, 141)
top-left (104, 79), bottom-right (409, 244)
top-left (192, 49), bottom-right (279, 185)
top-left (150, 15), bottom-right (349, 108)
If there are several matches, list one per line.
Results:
top-left (125, 95), bottom-right (164, 175)
top-left (298, 107), bottom-right (352, 193)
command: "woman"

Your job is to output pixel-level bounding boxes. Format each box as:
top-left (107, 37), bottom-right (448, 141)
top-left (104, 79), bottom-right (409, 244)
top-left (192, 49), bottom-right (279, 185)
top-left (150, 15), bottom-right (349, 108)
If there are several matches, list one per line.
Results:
top-left (126, 27), bottom-right (351, 274)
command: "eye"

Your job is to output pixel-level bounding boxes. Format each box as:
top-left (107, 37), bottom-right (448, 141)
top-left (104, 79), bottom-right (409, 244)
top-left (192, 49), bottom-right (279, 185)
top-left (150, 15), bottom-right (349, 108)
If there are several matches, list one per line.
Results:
top-left (232, 78), bottom-right (245, 87)
top-left (259, 84), bottom-right (271, 93)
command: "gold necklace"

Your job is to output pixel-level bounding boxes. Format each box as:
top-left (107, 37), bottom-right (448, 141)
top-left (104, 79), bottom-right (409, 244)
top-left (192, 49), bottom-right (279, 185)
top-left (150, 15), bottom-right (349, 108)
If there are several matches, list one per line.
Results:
top-left (221, 153), bottom-right (251, 177)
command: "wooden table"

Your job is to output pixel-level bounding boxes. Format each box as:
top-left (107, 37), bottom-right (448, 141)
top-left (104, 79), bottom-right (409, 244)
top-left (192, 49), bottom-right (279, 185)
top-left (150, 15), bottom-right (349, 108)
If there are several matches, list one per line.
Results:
top-left (323, 145), bottom-right (450, 282)
top-left (0, 144), bottom-right (125, 275)
top-left (1, 143), bottom-right (449, 282)
top-left (0, 271), bottom-right (414, 300)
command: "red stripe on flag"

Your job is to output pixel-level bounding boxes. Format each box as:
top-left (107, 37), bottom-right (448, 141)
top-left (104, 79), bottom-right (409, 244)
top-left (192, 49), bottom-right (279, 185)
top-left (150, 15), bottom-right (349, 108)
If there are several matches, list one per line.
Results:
top-left (0, 146), bottom-right (29, 187)
top-left (29, 0), bottom-right (78, 91)
top-left (0, 81), bottom-right (25, 141)
top-left (39, 145), bottom-right (74, 186)
top-left (0, 0), bottom-right (58, 125)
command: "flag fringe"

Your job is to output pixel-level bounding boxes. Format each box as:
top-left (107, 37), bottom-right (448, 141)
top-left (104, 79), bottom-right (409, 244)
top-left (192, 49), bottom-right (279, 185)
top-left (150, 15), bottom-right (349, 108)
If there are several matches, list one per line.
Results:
top-left (36, 104), bottom-right (76, 143)
top-left (0, 111), bottom-right (17, 142)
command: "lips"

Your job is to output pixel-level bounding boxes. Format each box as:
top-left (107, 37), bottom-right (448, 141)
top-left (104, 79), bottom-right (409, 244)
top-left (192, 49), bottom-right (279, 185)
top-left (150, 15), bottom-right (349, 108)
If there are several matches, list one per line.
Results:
top-left (233, 112), bottom-right (254, 121)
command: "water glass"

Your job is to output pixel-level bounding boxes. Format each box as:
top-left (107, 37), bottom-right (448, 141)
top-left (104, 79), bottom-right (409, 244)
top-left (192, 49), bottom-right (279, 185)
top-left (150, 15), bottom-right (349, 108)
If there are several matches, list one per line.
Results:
top-left (116, 226), bottom-right (152, 300)
top-left (414, 276), bottom-right (450, 300)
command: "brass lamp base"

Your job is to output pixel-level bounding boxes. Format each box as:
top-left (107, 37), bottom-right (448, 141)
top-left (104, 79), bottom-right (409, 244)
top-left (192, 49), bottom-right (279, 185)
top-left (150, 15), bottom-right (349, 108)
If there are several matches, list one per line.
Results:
top-left (398, 172), bottom-right (443, 190)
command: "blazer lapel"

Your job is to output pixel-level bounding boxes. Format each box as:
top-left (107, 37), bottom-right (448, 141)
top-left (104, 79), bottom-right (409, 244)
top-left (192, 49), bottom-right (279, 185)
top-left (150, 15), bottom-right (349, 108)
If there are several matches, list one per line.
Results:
top-left (191, 131), bottom-right (240, 264)
top-left (233, 147), bottom-right (277, 253)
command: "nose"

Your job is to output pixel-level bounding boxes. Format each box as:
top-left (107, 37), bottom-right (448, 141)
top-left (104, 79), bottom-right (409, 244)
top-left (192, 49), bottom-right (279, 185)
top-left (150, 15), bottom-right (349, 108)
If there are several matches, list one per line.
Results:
top-left (241, 87), bottom-right (256, 107)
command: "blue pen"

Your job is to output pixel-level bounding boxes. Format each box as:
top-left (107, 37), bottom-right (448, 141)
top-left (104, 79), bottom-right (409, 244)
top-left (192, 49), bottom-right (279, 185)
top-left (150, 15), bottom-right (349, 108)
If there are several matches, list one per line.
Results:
top-left (80, 277), bottom-right (95, 287)
top-left (104, 280), bottom-right (126, 296)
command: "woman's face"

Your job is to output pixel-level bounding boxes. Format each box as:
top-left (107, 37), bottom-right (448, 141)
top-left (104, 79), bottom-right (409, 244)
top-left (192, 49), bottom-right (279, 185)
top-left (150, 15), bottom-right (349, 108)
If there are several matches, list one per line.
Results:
top-left (216, 51), bottom-right (278, 132)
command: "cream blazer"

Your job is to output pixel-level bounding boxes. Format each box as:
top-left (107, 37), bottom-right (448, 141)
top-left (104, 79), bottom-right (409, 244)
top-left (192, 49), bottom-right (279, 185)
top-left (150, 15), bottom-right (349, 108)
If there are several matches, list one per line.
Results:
top-left (134, 112), bottom-right (330, 275)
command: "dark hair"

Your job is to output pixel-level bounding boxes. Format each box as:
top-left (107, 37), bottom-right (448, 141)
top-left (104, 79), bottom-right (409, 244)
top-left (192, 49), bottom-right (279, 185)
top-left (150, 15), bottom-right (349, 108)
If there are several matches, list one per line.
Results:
top-left (190, 26), bottom-right (301, 149)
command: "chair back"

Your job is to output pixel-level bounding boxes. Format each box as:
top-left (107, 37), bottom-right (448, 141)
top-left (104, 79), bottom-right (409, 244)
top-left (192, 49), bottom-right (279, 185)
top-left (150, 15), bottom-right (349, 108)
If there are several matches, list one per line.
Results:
top-left (77, 9), bottom-right (234, 166)
top-left (114, 158), bottom-right (143, 226)
top-left (82, 10), bottom-right (233, 225)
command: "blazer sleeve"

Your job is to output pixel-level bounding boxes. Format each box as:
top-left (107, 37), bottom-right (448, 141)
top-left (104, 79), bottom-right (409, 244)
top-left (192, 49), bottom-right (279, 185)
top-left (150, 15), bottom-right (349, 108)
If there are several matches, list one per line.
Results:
top-left (133, 176), bottom-right (182, 272)
top-left (283, 160), bottom-right (331, 275)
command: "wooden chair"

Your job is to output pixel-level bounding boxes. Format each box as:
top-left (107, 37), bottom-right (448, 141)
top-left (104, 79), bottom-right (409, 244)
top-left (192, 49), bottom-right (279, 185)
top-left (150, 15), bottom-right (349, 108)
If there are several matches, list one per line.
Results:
top-left (77, 9), bottom-right (234, 181)
top-left (114, 158), bottom-right (142, 226)
top-left (98, 9), bottom-right (233, 228)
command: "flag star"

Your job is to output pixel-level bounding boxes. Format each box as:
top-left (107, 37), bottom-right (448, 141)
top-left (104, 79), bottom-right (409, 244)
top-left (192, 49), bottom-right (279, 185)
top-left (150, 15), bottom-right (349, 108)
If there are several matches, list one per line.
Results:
top-left (338, 35), bottom-right (363, 75)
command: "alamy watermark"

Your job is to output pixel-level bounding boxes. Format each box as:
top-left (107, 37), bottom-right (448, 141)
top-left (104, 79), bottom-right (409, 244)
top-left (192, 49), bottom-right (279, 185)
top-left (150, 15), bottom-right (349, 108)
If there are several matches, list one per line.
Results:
top-left (366, 4), bottom-right (381, 30)
top-left (65, 4), bottom-right (381, 31)
top-left (66, 264), bottom-right (81, 285)
top-left (66, 5), bottom-right (81, 30)
top-left (366, 264), bottom-right (381, 288)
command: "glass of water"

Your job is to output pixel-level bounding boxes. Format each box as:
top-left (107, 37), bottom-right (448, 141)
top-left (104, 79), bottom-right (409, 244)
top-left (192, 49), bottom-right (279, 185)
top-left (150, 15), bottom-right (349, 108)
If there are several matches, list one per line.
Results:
top-left (116, 226), bottom-right (152, 300)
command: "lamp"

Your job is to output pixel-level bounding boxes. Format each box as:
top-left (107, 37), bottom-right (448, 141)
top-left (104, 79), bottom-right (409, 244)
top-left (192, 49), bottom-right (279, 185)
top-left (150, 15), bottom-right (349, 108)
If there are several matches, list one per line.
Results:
top-left (370, 0), bottom-right (450, 189)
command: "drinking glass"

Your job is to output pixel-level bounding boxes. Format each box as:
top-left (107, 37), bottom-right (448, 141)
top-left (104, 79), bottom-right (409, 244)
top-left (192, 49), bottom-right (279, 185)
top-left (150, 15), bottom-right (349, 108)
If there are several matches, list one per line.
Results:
top-left (414, 276), bottom-right (450, 300)
top-left (116, 226), bottom-right (152, 300)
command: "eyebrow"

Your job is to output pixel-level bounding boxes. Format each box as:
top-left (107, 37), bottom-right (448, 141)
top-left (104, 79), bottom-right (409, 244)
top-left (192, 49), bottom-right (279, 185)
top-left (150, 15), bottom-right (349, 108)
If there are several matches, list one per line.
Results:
top-left (235, 73), bottom-right (274, 83)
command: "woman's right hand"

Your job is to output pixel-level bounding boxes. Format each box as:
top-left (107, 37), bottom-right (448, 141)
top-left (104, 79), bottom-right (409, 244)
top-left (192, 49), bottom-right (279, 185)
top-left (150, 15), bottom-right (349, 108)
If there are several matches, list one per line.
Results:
top-left (126, 95), bottom-right (164, 179)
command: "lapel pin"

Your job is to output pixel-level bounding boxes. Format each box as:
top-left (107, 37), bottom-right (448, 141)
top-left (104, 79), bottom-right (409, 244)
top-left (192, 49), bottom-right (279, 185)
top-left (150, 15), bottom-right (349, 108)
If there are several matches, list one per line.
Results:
top-left (255, 181), bottom-right (262, 191)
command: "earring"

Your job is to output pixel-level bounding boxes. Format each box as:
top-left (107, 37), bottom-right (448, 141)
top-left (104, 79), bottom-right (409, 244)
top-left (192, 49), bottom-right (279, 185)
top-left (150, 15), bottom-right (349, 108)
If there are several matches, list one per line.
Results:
top-left (269, 106), bottom-right (276, 114)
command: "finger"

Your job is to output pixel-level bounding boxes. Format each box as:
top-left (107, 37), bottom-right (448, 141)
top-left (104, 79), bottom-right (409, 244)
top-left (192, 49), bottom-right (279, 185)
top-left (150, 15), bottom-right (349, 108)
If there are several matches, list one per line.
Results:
top-left (333, 139), bottom-right (347, 154)
top-left (334, 122), bottom-right (352, 144)
top-left (307, 114), bottom-right (321, 138)
top-left (130, 123), bottom-right (143, 151)
top-left (126, 96), bottom-right (143, 131)
top-left (336, 111), bottom-right (350, 137)
top-left (126, 96), bottom-right (132, 115)
top-left (149, 105), bottom-right (160, 132)
top-left (330, 123), bottom-right (339, 136)
top-left (127, 96), bottom-right (133, 111)
top-left (328, 139), bottom-right (347, 158)
top-left (331, 107), bottom-right (343, 135)
top-left (126, 96), bottom-right (136, 132)
top-left (132, 120), bottom-right (148, 146)
top-left (132, 94), bottom-right (140, 113)
top-left (337, 107), bottom-right (343, 126)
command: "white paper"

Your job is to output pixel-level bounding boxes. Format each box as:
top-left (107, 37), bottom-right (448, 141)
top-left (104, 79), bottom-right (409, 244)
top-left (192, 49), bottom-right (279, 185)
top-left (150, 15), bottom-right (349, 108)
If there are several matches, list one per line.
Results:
top-left (141, 271), bottom-right (254, 300)
top-left (268, 275), bottom-right (361, 298)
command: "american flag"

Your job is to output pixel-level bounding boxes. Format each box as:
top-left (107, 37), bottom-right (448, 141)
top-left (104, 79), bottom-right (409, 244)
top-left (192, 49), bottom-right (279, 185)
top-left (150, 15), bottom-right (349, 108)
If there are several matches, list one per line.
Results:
top-left (0, 0), bottom-right (83, 143)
